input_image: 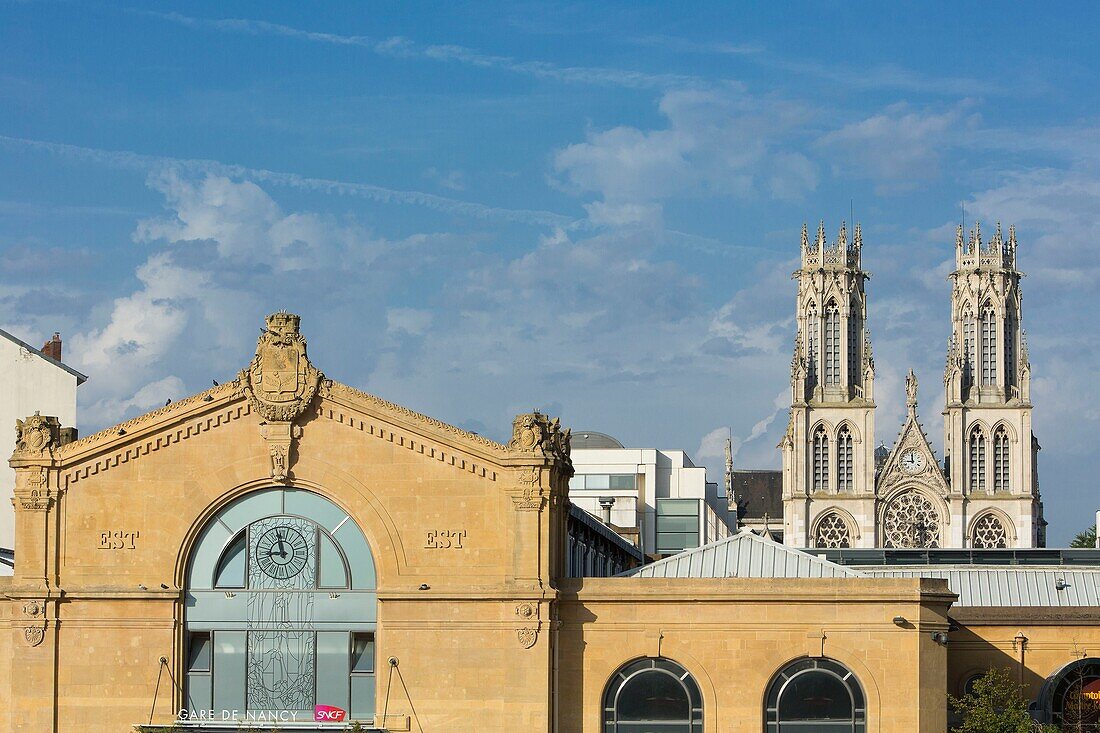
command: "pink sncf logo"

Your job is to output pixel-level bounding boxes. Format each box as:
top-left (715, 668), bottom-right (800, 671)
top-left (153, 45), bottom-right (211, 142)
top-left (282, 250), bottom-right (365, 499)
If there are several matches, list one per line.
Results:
top-left (314, 705), bottom-right (347, 722)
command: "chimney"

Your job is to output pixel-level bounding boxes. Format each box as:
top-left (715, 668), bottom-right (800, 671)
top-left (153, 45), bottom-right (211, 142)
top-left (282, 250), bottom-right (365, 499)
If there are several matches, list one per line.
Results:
top-left (41, 332), bottom-right (62, 361)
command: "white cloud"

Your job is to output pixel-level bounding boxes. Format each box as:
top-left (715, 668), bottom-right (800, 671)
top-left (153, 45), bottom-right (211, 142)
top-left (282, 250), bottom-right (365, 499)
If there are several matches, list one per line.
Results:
top-left (817, 102), bottom-right (979, 191)
top-left (553, 86), bottom-right (817, 224)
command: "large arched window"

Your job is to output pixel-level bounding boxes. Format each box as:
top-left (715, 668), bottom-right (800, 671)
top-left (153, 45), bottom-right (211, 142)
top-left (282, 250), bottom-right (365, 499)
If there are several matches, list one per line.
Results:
top-left (836, 427), bottom-right (853, 493)
top-left (1035, 658), bottom-right (1100, 729)
top-left (185, 488), bottom-right (377, 722)
top-left (969, 428), bottom-right (987, 494)
top-left (824, 302), bottom-right (841, 386)
top-left (813, 426), bottom-right (829, 492)
top-left (980, 304), bottom-right (997, 386)
top-left (993, 427), bottom-right (1010, 492)
top-left (603, 657), bottom-right (703, 733)
top-left (766, 657), bottom-right (866, 732)
top-left (806, 304), bottom-right (819, 389)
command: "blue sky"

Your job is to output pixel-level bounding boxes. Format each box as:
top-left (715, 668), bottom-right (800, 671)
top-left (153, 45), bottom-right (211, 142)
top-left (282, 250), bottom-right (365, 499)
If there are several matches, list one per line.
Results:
top-left (2, 1), bottom-right (1099, 543)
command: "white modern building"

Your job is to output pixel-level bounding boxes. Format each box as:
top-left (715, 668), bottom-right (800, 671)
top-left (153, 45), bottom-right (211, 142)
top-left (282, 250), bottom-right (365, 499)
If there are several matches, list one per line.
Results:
top-left (0, 330), bottom-right (85, 572)
top-left (569, 431), bottom-right (734, 557)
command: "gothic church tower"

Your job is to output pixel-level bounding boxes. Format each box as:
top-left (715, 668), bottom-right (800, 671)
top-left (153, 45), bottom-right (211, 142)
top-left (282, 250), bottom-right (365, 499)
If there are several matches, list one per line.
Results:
top-left (943, 223), bottom-right (1044, 547)
top-left (781, 221), bottom-right (876, 548)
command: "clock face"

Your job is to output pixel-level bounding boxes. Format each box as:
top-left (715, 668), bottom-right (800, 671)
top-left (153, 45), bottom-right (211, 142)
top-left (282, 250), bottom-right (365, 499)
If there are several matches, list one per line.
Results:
top-left (900, 449), bottom-right (925, 474)
top-left (254, 525), bottom-right (310, 580)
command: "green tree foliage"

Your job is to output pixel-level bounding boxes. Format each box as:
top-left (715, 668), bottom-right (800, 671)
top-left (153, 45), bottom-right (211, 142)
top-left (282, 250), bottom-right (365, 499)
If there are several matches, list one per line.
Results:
top-left (1070, 524), bottom-right (1097, 549)
top-left (948, 667), bottom-right (1060, 733)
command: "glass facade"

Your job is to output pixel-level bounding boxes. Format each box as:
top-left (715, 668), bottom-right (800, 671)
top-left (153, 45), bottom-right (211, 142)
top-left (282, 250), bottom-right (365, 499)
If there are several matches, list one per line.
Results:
top-left (570, 474), bottom-right (637, 491)
top-left (185, 488), bottom-right (377, 722)
top-left (656, 499), bottom-right (700, 555)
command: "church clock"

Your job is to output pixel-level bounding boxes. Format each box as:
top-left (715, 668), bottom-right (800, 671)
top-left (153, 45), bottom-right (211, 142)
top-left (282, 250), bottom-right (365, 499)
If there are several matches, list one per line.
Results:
top-left (900, 449), bottom-right (925, 474)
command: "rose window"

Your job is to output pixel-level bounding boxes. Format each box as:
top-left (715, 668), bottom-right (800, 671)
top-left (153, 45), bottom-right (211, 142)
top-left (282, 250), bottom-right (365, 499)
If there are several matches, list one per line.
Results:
top-left (882, 490), bottom-right (941, 548)
top-left (813, 513), bottom-right (852, 548)
top-left (971, 514), bottom-right (1009, 548)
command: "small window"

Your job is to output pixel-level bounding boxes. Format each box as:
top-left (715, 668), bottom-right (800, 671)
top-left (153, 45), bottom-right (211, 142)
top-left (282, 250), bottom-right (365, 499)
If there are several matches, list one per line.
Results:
top-left (568, 475), bottom-right (585, 491)
top-left (585, 475), bottom-right (611, 490)
top-left (351, 633), bottom-right (375, 674)
top-left (609, 475), bottom-right (636, 490)
top-left (187, 632), bottom-right (212, 673)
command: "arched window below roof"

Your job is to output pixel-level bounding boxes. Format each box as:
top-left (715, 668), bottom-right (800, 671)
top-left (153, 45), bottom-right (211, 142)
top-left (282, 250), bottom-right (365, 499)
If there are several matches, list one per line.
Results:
top-left (765, 657), bottom-right (866, 732)
top-left (603, 657), bottom-right (703, 733)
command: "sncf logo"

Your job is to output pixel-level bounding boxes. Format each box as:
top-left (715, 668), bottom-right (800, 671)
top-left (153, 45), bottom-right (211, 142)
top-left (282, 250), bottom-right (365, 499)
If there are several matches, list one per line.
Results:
top-left (314, 705), bottom-right (347, 722)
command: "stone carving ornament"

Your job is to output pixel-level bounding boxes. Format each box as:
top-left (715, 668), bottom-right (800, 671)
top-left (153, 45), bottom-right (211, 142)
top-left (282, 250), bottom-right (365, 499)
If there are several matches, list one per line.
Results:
top-left (516, 628), bottom-right (537, 649)
top-left (507, 411), bottom-right (571, 461)
top-left (239, 312), bottom-right (323, 423)
top-left (14, 412), bottom-right (60, 455)
top-left (883, 490), bottom-right (942, 548)
top-left (23, 625), bottom-right (44, 647)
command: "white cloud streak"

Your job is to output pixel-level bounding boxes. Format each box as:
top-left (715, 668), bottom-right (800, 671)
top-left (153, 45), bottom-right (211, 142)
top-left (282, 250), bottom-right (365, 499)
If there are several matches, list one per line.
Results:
top-left (0, 135), bottom-right (576, 228)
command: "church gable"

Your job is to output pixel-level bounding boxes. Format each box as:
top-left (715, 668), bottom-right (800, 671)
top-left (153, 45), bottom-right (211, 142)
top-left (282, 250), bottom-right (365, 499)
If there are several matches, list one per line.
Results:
top-left (875, 370), bottom-right (949, 497)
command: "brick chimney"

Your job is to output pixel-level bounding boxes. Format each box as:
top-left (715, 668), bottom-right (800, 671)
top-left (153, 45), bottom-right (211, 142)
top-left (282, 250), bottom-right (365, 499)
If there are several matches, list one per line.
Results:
top-left (41, 332), bottom-right (62, 361)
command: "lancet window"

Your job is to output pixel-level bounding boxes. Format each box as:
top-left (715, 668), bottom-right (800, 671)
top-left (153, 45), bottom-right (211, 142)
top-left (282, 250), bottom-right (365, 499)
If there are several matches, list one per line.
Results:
top-left (981, 304), bottom-right (997, 386)
top-left (847, 307), bottom-right (861, 388)
top-left (813, 426), bottom-right (829, 492)
top-left (969, 428), bottom-right (987, 493)
top-left (824, 302), bottom-right (840, 386)
top-left (806, 304), bottom-right (819, 389)
top-left (962, 306), bottom-right (976, 392)
top-left (993, 427), bottom-right (1010, 492)
top-left (1004, 315), bottom-right (1016, 390)
top-left (836, 427), bottom-right (853, 492)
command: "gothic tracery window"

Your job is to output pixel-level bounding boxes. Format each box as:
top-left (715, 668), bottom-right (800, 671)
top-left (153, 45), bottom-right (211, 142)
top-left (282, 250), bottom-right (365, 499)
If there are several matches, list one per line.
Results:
top-left (813, 426), bottom-right (829, 492)
top-left (971, 513), bottom-right (1009, 548)
top-left (836, 427), bottom-right (853, 492)
top-left (882, 490), bottom-right (941, 548)
top-left (814, 512), bottom-right (852, 548)
top-left (980, 304), bottom-right (997, 386)
top-left (824, 302), bottom-right (840, 386)
top-left (969, 428), bottom-right (987, 493)
top-left (1004, 314), bottom-right (1016, 390)
top-left (993, 427), bottom-right (1010, 492)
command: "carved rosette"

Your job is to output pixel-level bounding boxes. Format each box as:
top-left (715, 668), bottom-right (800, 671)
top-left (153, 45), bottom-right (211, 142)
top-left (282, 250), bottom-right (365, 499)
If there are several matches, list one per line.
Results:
top-left (516, 628), bottom-right (537, 649)
top-left (238, 312), bottom-right (323, 423)
top-left (21, 600), bottom-right (46, 647)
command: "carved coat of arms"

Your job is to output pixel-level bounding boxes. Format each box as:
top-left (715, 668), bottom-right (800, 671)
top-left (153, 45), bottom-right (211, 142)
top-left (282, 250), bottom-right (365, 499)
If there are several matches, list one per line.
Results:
top-left (240, 312), bottom-right (322, 422)
top-left (14, 412), bottom-right (59, 455)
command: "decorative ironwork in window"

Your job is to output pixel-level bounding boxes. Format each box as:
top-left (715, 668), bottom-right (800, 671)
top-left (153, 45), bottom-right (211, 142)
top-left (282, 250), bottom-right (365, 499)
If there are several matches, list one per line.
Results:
top-left (971, 514), bottom-right (1009, 548)
top-left (969, 429), bottom-right (987, 494)
top-left (993, 427), bottom-right (1010, 492)
top-left (603, 657), bottom-right (703, 733)
top-left (836, 427), bottom-right (853, 492)
top-left (765, 657), bottom-right (866, 732)
top-left (882, 490), bottom-right (941, 548)
top-left (813, 426), bottom-right (829, 492)
top-left (813, 513), bottom-right (852, 548)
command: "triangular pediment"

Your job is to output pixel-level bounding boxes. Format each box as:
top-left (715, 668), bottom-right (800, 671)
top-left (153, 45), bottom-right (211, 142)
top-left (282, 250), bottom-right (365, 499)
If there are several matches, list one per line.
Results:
top-left (875, 407), bottom-right (949, 496)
